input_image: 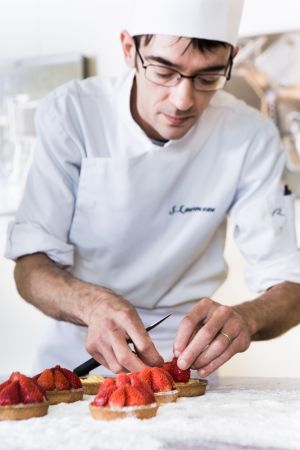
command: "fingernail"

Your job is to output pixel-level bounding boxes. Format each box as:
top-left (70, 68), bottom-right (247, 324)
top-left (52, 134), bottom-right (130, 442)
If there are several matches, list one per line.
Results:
top-left (177, 358), bottom-right (187, 369)
top-left (174, 350), bottom-right (180, 358)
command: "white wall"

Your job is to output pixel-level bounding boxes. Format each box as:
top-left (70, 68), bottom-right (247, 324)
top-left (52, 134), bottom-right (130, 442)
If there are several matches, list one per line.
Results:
top-left (1, 0), bottom-right (300, 377)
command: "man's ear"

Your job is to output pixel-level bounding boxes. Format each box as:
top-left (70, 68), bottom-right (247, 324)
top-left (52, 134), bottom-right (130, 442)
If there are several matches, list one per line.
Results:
top-left (120, 30), bottom-right (136, 68)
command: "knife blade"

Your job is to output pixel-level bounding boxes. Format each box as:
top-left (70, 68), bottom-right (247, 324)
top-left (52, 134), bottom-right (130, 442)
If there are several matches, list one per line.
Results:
top-left (73, 313), bottom-right (173, 376)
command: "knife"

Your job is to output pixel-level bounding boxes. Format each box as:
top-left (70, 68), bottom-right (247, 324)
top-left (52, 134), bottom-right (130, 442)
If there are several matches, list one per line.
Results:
top-left (73, 313), bottom-right (173, 376)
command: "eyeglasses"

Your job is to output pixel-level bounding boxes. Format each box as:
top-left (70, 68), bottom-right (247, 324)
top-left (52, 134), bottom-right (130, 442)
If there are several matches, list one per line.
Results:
top-left (135, 44), bottom-right (233, 92)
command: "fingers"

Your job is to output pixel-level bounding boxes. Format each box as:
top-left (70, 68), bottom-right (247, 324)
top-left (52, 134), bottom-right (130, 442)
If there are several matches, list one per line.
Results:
top-left (125, 318), bottom-right (164, 368)
top-left (176, 302), bottom-right (232, 370)
top-left (173, 300), bottom-right (212, 357)
top-left (174, 299), bottom-right (251, 376)
top-left (86, 301), bottom-right (163, 373)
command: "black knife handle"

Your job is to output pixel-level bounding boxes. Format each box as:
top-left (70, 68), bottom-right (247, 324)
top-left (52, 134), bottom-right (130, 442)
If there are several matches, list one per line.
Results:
top-left (73, 358), bottom-right (99, 376)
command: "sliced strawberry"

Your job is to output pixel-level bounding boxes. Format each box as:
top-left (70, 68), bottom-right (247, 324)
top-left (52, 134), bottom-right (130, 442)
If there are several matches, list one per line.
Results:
top-left (18, 375), bottom-right (44, 404)
top-left (170, 357), bottom-right (190, 382)
top-left (9, 372), bottom-right (22, 383)
top-left (54, 369), bottom-right (71, 391)
top-left (125, 384), bottom-right (146, 406)
top-left (115, 373), bottom-right (130, 387)
top-left (138, 367), bottom-right (152, 387)
top-left (92, 385), bottom-right (116, 407)
top-left (37, 369), bottom-right (55, 391)
top-left (161, 362), bottom-right (172, 374)
top-left (60, 368), bottom-right (82, 389)
top-left (108, 386), bottom-right (126, 407)
top-left (130, 377), bottom-right (155, 404)
top-left (0, 381), bottom-right (21, 405)
top-left (0, 380), bottom-right (11, 393)
top-left (151, 367), bottom-right (174, 392)
top-left (101, 378), bottom-right (116, 389)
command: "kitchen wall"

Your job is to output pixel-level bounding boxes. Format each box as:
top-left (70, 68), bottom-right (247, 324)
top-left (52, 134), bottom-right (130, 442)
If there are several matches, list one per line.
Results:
top-left (1, 0), bottom-right (300, 377)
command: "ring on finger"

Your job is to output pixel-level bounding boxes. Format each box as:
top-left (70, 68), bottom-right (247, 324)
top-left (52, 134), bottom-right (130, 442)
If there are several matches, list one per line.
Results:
top-left (220, 331), bottom-right (233, 345)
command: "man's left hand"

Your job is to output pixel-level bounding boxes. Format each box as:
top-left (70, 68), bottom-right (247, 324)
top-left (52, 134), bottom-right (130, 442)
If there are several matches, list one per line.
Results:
top-left (173, 298), bottom-right (252, 377)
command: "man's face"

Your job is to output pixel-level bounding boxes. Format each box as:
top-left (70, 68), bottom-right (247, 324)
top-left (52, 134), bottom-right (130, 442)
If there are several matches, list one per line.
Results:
top-left (123, 34), bottom-right (232, 142)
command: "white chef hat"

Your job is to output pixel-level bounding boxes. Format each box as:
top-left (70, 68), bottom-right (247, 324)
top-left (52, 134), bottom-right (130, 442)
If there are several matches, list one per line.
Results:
top-left (127, 0), bottom-right (245, 46)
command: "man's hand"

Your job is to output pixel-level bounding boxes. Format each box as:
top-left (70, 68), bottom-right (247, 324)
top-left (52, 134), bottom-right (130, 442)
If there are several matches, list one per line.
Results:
top-left (14, 253), bottom-right (163, 374)
top-left (85, 289), bottom-right (164, 373)
top-left (173, 298), bottom-right (252, 377)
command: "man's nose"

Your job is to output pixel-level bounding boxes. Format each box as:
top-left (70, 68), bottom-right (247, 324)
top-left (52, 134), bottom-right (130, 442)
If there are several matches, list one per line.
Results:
top-left (169, 78), bottom-right (195, 111)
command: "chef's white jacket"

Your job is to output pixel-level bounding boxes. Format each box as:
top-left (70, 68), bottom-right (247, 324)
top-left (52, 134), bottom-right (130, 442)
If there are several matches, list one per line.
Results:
top-left (5, 70), bottom-right (300, 372)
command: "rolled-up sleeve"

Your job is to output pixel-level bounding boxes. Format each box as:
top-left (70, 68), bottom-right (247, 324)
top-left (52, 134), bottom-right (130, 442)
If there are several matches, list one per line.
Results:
top-left (5, 87), bottom-right (83, 267)
top-left (229, 119), bottom-right (300, 292)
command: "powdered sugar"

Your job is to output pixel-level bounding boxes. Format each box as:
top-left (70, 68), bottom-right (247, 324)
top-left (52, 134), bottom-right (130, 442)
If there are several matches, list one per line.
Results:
top-left (0, 377), bottom-right (300, 450)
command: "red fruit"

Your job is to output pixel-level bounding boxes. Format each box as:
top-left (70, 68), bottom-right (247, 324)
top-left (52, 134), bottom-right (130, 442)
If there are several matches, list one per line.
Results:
top-left (130, 377), bottom-right (155, 404)
top-left (37, 369), bottom-right (55, 391)
top-left (151, 367), bottom-right (174, 392)
top-left (0, 381), bottom-right (21, 405)
top-left (0, 380), bottom-right (11, 393)
top-left (101, 378), bottom-right (116, 389)
top-left (92, 385), bottom-right (116, 407)
top-left (116, 373), bottom-right (131, 387)
top-left (170, 357), bottom-right (190, 383)
top-left (54, 369), bottom-right (71, 391)
top-left (60, 368), bottom-right (82, 389)
top-left (9, 372), bottom-right (22, 383)
top-left (138, 367), bottom-right (152, 387)
top-left (108, 386), bottom-right (126, 407)
top-left (18, 374), bottom-right (44, 404)
top-left (161, 362), bottom-right (172, 374)
top-left (125, 385), bottom-right (146, 406)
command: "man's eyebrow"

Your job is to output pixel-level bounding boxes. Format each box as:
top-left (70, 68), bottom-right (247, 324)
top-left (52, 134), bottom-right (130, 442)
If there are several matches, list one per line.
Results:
top-left (145, 54), bottom-right (227, 72)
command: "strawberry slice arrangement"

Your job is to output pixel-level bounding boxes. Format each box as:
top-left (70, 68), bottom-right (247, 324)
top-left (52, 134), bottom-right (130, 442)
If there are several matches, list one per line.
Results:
top-left (161, 357), bottom-right (191, 382)
top-left (161, 357), bottom-right (208, 398)
top-left (34, 365), bottom-right (83, 405)
top-left (90, 373), bottom-right (158, 420)
top-left (0, 372), bottom-right (48, 421)
top-left (137, 366), bottom-right (178, 404)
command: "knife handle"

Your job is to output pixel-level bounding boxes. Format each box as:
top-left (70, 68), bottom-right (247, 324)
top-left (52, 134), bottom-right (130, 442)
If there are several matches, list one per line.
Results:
top-left (73, 357), bottom-right (99, 376)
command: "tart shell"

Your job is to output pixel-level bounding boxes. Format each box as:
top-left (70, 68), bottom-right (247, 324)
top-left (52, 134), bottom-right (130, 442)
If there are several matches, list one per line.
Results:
top-left (45, 388), bottom-right (84, 405)
top-left (154, 389), bottom-right (178, 404)
top-left (0, 402), bottom-right (49, 421)
top-left (81, 382), bottom-right (102, 395)
top-left (175, 378), bottom-right (208, 397)
top-left (89, 402), bottom-right (159, 420)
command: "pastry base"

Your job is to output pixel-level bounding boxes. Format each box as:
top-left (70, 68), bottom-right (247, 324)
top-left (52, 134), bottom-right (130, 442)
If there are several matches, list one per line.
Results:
top-left (45, 388), bottom-right (84, 405)
top-left (81, 382), bottom-right (102, 395)
top-left (89, 402), bottom-right (158, 420)
top-left (154, 389), bottom-right (178, 404)
top-left (175, 379), bottom-right (208, 397)
top-left (0, 402), bottom-right (49, 421)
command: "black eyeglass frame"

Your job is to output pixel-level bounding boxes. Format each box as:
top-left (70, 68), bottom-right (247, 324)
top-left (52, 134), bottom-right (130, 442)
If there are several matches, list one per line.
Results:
top-left (134, 41), bottom-right (234, 92)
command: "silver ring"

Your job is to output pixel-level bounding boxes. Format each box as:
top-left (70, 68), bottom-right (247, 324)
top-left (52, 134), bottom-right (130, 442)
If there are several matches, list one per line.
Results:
top-left (220, 331), bottom-right (232, 345)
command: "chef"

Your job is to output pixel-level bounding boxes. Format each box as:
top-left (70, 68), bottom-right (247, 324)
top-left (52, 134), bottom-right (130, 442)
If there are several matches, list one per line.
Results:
top-left (5, 0), bottom-right (300, 377)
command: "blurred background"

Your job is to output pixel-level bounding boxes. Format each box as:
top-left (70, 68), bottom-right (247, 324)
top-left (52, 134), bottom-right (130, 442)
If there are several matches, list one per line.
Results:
top-left (0, 0), bottom-right (300, 377)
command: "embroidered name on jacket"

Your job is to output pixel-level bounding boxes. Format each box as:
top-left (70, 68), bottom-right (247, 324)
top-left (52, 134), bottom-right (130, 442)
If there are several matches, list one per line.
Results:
top-left (169, 205), bottom-right (216, 215)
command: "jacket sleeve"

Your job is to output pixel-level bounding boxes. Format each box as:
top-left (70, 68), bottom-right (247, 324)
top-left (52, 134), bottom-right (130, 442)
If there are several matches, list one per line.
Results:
top-left (228, 119), bottom-right (300, 292)
top-left (5, 87), bottom-right (83, 267)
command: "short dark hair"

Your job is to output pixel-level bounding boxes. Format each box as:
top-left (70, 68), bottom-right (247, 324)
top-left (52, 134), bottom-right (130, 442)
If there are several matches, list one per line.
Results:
top-left (134, 34), bottom-right (231, 54)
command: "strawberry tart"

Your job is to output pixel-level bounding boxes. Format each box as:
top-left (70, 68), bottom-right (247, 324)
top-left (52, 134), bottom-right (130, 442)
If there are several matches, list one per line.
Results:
top-left (162, 357), bottom-right (207, 397)
top-left (0, 372), bottom-right (48, 420)
top-left (137, 367), bottom-right (178, 404)
top-left (90, 373), bottom-right (158, 420)
top-left (34, 365), bottom-right (83, 405)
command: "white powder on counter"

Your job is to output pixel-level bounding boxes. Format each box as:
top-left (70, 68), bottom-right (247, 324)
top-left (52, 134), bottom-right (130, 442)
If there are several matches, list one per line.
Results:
top-left (0, 378), bottom-right (300, 450)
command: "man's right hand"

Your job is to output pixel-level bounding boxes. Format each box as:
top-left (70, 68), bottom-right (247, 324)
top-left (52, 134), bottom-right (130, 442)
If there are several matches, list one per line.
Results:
top-left (14, 253), bottom-right (163, 374)
top-left (85, 288), bottom-right (164, 373)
